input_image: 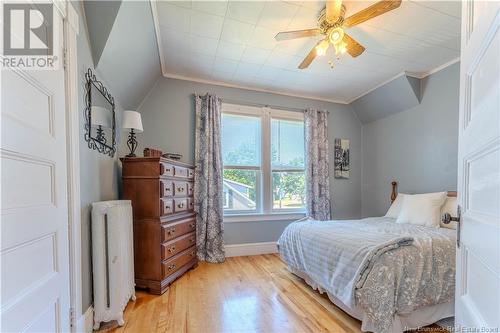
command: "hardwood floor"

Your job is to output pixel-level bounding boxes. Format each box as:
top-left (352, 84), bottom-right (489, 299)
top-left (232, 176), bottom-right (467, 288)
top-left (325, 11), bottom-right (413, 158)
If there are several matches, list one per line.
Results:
top-left (96, 254), bottom-right (447, 333)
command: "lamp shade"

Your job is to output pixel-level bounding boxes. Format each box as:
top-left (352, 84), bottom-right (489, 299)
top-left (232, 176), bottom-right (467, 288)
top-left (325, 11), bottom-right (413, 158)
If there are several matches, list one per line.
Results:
top-left (122, 110), bottom-right (143, 133)
top-left (91, 106), bottom-right (111, 128)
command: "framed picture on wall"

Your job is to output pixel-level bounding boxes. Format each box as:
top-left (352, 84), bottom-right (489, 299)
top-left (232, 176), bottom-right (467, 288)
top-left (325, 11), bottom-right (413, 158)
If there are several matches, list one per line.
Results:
top-left (334, 138), bottom-right (350, 179)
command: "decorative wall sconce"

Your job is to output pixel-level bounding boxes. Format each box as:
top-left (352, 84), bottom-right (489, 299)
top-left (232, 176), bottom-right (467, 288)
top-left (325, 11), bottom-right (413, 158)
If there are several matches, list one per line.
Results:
top-left (84, 68), bottom-right (116, 157)
top-left (122, 111), bottom-right (143, 157)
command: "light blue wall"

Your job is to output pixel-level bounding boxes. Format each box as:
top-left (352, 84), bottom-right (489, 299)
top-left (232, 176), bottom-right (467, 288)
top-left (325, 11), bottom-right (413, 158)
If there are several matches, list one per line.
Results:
top-left (74, 1), bottom-right (126, 314)
top-left (138, 77), bottom-right (363, 244)
top-left (351, 75), bottom-right (421, 124)
top-left (361, 63), bottom-right (460, 217)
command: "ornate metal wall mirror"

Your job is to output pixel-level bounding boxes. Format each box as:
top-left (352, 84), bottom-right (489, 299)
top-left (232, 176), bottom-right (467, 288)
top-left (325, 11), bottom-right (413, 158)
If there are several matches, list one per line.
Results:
top-left (84, 68), bottom-right (116, 157)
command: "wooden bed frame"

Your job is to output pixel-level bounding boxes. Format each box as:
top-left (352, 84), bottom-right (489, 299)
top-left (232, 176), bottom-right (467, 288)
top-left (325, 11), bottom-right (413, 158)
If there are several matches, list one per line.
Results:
top-left (391, 181), bottom-right (457, 203)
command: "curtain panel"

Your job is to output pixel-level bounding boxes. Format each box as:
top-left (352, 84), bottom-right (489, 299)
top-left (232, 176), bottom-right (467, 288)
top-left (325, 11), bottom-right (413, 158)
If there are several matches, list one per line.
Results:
top-left (194, 93), bottom-right (225, 263)
top-left (304, 108), bottom-right (331, 220)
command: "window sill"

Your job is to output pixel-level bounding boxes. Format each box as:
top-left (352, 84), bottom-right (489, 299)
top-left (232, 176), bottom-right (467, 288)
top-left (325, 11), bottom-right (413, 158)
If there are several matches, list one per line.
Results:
top-left (223, 212), bottom-right (306, 223)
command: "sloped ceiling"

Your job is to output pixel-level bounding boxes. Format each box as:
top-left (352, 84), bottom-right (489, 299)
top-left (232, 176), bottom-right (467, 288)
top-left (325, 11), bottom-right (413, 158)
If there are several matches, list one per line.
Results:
top-left (83, 1), bottom-right (122, 66)
top-left (351, 74), bottom-right (421, 123)
top-left (83, 1), bottom-right (161, 110)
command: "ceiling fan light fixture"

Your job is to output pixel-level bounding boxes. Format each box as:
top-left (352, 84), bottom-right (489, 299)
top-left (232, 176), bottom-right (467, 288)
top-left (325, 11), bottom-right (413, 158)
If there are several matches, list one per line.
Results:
top-left (328, 27), bottom-right (344, 44)
top-left (315, 39), bottom-right (330, 56)
top-left (335, 40), bottom-right (348, 55)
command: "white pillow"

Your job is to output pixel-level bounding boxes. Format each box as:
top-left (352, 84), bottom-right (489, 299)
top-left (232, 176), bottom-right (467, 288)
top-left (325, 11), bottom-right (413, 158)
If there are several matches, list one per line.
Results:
top-left (440, 196), bottom-right (458, 229)
top-left (385, 193), bottom-right (407, 218)
top-left (396, 192), bottom-right (447, 228)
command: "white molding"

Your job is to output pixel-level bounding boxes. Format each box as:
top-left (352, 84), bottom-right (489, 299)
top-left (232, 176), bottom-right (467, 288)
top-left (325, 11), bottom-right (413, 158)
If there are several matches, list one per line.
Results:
top-left (76, 306), bottom-right (94, 333)
top-left (347, 57), bottom-right (461, 103)
top-left (66, 1), bottom-right (79, 35)
top-left (225, 242), bottom-right (278, 257)
top-left (64, 2), bottom-right (83, 332)
top-left (346, 71), bottom-right (408, 104)
top-left (406, 57), bottom-right (460, 79)
top-left (164, 72), bottom-right (349, 105)
top-left (150, 0), bottom-right (167, 78)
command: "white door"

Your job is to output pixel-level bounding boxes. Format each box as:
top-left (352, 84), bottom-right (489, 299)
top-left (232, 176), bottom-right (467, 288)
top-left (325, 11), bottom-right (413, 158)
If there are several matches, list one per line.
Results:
top-left (1, 8), bottom-right (70, 333)
top-left (455, 1), bottom-right (499, 330)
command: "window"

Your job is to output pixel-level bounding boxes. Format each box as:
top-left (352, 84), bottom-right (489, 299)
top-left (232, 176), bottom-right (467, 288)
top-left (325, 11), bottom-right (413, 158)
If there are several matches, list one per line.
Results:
top-left (271, 118), bottom-right (305, 210)
top-left (221, 104), bottom-right (305, 216)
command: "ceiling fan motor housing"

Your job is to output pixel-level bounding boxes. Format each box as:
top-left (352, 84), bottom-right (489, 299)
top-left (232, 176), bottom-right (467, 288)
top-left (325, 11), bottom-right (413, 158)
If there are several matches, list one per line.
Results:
top-left (318, 5), bottom-right (346, 33)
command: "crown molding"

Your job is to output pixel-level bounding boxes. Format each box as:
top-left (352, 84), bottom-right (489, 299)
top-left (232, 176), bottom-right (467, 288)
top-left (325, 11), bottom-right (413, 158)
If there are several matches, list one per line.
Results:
top-left (347, 57), bottom-right (460, 103)
top-left (346, 71), bottom-right (408, 104)
top-left (406, 57), bottom-right (460, 79)
top-left (162, 72), bottom-right (350, 105)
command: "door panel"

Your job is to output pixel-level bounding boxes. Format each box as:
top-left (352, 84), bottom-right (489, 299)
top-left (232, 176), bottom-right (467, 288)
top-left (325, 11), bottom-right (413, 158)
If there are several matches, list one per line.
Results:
top-left (456, 1), bottom-right (499, 330)
top-left (0, 9), bottom-right (70, 333)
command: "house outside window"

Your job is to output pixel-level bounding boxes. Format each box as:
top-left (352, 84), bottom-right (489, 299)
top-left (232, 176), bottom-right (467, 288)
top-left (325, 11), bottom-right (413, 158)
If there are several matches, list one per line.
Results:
top-left (221, 103), bottom-right (305, 217)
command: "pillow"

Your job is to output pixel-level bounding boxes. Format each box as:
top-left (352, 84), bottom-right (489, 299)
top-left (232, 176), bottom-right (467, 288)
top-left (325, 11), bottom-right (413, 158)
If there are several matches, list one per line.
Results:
top-left (440, 196), bottom-right (458, 229)
top-left (396, 192), bottom-right (447, 227)
top-left (385, 193), bottom-right (407, 218)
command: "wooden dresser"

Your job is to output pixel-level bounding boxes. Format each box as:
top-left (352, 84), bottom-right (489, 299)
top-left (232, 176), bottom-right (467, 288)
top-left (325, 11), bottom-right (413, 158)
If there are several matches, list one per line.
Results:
top-left (120, 157), bottom-right (197, 294)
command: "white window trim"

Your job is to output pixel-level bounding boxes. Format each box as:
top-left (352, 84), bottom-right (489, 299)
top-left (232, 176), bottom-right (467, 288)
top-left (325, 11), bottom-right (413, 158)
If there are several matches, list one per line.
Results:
top-left (222, 103), bottom-right (306, 219)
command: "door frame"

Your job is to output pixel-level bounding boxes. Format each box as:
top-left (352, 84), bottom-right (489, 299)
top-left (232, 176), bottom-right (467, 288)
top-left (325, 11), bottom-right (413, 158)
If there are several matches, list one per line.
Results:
top-left (58, 1), bottom-right (84, 331)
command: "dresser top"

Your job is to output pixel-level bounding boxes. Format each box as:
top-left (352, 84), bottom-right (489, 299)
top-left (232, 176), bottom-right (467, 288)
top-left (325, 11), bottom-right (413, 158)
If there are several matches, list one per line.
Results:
top-left (120, 156), bottom-right (194, 168)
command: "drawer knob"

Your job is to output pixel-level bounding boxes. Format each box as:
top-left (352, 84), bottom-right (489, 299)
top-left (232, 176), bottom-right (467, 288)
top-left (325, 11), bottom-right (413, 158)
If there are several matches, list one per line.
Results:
top-left (168, 246), bottom-right (176, 253)
top-left (178, 202), bottom-right (185, 208)
top-left (190, 237), bottom-right (195, 243)
top-left (190, 251), bottom-right (195, 257)
top-left (189, 223), bottom-right (195, 228)
top-left (168, 228), bottom-right (176, 235)
top-left (177, 187), bottom-right (184, 192)
top-left (168, 263), bottom-right (176, 271)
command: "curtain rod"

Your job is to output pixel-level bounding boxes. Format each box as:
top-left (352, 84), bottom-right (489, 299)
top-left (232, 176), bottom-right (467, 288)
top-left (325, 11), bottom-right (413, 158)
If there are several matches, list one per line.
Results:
top-left (220, 98), bottom-right (308, 114)
top-left (195, 93), bottom-right (330, 114)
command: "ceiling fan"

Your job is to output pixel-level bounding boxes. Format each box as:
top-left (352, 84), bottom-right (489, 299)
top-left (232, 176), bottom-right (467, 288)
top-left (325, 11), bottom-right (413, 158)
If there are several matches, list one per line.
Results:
top-left (275, 0), bottom-right (402, 69)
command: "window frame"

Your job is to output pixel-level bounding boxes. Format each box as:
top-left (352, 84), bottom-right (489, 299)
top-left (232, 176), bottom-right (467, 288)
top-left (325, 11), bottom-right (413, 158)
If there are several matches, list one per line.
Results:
top-left (221, 103), bottom-right (306, 218)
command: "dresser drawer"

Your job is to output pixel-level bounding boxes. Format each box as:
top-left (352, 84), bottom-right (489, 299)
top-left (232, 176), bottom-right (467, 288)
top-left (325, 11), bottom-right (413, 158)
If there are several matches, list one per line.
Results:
top-left (173, 165), bottom-right (188, 178)
top-left (162, 217), bottom-right (196, 242)
top-left (187, 182), bottom-right (194, 196)
top-left (162, 246), bottom-right (196, 278)
top-left (161, 163), bottom-right (174, 177)
top-left (162, 232), bottom-right (196, 260)
top-left (173, 181), bottom-right (187, 197)
top-left (174, 198), bottom-right (188, 213)
top-left (160, 198), bottom-right (173, 215)
top-left (160, 180), bottom-right (174, 197)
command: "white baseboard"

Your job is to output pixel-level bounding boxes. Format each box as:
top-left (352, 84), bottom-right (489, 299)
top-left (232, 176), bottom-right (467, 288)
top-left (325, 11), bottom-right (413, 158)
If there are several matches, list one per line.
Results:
top-left (76, 306), bottom-right (93, 333)
top-left (225, 242), bottom-right (278, 257)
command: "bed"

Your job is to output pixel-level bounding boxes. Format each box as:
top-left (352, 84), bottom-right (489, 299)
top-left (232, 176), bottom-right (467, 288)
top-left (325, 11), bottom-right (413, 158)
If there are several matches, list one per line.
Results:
top-left (277, 182), bottom-right (457, 333)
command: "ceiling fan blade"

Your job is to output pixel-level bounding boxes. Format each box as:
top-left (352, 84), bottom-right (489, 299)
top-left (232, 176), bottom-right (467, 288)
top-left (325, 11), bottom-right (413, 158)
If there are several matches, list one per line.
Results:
top-left (343, 0), bottom-right (402, 28)
top-left (298, 40), bottom-right (323, 69)
top-left (275, 29), bottom-right (321, 41)
top-left (326, 0), bottom-right (343, 23)
top-left (343, 33), bottom-right (365, 57)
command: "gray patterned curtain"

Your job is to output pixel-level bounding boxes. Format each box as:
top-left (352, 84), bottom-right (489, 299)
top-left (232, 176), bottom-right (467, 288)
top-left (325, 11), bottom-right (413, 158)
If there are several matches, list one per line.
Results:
top-left (304, 108), bottom-right (331, 220)
top-left (194, 94), bottom-right (225, 263)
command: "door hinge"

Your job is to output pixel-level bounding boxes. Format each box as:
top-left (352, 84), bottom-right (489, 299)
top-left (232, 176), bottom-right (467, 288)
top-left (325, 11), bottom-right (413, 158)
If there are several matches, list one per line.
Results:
top-left (63, 48), bottom-right (68, 70)
top-left (70, 307), bottom-right (76, 328)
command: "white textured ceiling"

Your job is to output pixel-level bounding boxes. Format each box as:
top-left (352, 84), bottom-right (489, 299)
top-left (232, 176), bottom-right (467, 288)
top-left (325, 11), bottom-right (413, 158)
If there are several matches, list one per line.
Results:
top-left (153, 0), bottom-right (461, 103)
